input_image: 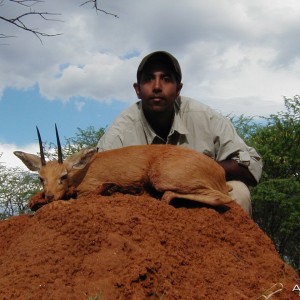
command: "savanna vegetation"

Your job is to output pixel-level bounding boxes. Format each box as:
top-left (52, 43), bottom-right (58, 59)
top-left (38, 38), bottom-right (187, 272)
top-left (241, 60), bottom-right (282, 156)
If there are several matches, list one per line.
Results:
top-left (232, 95), bottom-right (300, 274)
top-left (0, 96), bottom-right (299, 275)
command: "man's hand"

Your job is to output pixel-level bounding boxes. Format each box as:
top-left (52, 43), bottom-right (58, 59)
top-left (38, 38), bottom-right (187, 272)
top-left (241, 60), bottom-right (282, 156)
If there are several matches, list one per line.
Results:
top-left (218, 159), bottom-right (257, 186)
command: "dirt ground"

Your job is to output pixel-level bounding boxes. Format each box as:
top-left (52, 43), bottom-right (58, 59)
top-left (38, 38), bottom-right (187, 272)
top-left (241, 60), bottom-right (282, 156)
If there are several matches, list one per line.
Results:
top-left (0, 193), bottom-right (299, 300)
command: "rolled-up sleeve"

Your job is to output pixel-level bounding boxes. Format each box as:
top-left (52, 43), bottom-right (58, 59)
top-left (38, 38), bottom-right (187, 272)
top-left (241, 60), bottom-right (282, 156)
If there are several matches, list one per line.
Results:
top-left (233, 149), bottom-right (262, 183)
top-left (212, 115), bottom-right (263, 183)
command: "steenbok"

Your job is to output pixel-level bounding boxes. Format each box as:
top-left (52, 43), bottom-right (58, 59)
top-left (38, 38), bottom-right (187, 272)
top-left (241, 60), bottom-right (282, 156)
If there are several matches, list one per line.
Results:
top-left (14, 126), bottom-right (232, 210)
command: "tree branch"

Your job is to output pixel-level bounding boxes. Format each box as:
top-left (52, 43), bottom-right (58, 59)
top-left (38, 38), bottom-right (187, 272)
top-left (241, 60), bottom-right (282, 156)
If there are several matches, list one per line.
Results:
top-left (0, 13), bottom-right (62, 44)
top-left (0, 33), bottom-right (15, 45)
top-left (0, 0), bottom-right (118, 44)
top-left (0, 0), bottom-right (63, 43)
top-left (80, 0), bottom-right (119, 18)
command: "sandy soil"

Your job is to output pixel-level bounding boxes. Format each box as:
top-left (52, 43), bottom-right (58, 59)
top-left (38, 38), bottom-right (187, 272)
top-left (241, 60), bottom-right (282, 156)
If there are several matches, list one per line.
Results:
top-left (0, 193), bottom-right (299, 300)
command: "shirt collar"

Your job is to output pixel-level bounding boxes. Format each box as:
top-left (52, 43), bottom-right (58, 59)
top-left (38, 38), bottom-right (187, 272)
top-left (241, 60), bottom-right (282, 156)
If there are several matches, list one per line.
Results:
top-left (138, 98), bottom-right (189, 144)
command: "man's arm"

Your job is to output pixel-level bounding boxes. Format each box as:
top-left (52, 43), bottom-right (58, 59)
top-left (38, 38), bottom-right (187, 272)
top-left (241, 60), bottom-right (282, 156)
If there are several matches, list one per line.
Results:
top-left (218, 159), bottom-right (257, 186)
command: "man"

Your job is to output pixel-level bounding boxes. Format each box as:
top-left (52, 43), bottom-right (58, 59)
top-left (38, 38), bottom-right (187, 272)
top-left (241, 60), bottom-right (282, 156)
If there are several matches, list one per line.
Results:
top-left (97, 51), bottom-right (262, 216)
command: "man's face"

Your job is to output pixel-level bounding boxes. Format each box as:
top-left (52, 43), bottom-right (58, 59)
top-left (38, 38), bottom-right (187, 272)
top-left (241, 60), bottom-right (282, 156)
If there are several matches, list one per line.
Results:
top-left (133, 61), bottom-right (182, 114)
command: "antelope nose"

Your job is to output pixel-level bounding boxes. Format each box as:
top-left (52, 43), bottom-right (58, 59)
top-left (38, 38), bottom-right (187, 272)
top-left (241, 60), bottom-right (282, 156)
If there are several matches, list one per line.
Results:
top-left (45, 194), bottom-right (54, 202)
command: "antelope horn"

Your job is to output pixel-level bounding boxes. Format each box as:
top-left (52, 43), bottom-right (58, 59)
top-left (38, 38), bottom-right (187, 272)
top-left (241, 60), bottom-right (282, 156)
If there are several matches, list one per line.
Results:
top-left (36, 126), bottom-right (46, 166)
top-left (55, 124), bottom-right (63, 164)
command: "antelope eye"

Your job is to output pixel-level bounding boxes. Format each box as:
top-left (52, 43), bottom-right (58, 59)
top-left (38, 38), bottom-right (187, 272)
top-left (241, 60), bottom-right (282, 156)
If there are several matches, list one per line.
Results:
top-left (39, 177), bottom-right (44, 184)
top-left (61, 174), bottom-right (68, 181)
top-left (59, 174), bottom-right (68, 185)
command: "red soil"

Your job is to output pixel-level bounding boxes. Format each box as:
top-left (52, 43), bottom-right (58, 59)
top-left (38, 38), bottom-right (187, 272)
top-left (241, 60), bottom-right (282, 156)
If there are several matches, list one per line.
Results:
top-left (0, 193), bottom-right (299, 300)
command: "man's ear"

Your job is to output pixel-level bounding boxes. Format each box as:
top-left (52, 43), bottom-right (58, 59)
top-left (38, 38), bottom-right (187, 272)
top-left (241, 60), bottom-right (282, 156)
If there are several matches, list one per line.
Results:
top-left (176, 83), bottom-right (183, 97)
top-left (133, 83), bottom-right (141, 99)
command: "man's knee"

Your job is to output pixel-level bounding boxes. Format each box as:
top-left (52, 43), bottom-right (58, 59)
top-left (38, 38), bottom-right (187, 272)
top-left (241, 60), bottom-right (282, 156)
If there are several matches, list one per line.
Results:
top-left (227, 180), bottom-right (252, 217)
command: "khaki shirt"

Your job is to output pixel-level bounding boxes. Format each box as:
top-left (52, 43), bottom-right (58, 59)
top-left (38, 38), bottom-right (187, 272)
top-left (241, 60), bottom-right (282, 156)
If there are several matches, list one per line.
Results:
top-left (97, 96), bottom-right (262, 183)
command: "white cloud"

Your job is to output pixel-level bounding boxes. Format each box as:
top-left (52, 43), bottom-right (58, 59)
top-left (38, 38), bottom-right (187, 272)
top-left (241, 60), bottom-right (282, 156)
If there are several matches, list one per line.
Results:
top-left (39, 53), bottom-right (138, 103)
top-left (0, 0), bottom-right (300, 117)
top-left (75, 101), bottom-right (86, 112)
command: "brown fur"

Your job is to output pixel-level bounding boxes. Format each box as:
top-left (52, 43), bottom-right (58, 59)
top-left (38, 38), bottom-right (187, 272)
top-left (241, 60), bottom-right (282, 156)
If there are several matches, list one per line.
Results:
top-left (14, 145), bottom-right (233, 210)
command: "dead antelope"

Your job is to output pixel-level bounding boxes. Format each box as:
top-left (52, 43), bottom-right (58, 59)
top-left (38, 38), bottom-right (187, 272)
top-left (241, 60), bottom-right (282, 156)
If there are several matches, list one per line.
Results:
top-left (14, 126), bottom-right (233, 210)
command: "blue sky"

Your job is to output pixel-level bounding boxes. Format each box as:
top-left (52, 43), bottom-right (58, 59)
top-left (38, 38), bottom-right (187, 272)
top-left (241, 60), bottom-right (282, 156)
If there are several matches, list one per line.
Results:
top-left (0, 0), bottom-right (299, 169)
top-left (0, 86), bottom-right (128, 145)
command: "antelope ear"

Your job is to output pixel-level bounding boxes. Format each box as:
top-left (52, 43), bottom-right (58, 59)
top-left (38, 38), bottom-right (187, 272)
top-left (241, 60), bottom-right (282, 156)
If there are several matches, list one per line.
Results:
top-left (65, 148), bottom-right (97, 170)
top-left (13, 151), bottom-right (42, 171)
